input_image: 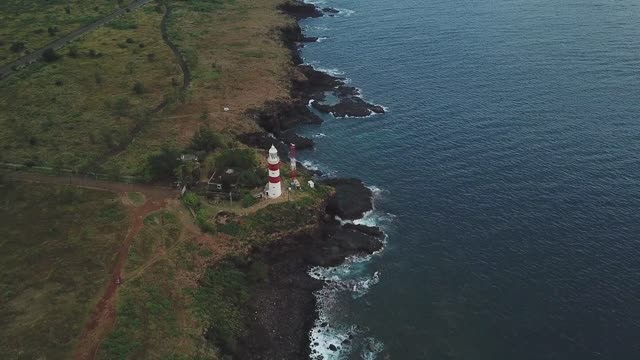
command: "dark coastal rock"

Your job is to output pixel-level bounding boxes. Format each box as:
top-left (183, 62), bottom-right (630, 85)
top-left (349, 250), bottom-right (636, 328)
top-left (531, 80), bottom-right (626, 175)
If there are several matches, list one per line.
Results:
top-left (323, 7), bottom-right (340, 14)
top-left (310, 100), bottom-right (332, 114)
top-left (329, 344), bottom-right (338, 351)
top-left (302, 36), bottom-right (319, 43)
top-left (232, 180), bottom-right (384, 359)
top-left (278, 1), bottom-right (324, 19)
top-left (331, 227), bottom-right (384, 253)
top-left (246, 100), bottom-right (322, 134)
top-left (343, 223), bottom-right (384, 238)
top-left (281, 130), bottom-right (314, 150)
top-left (236, 132), bottom-right (290, 156)
top-left (335, 85), bottom-right (360, 97)
top-left (313, 97), bottom-right (385, 118)
top-left (292, 65), bottom-right (344, 99)
top-left (321, 178), bottom-right (373, 220)
top-left (279, 23), bottom-right (305, 44)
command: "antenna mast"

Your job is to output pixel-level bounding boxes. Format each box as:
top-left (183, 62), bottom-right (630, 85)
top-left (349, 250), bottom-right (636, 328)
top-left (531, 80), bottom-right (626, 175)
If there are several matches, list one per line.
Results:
top-left (289, 143), bottom-right (297, 179)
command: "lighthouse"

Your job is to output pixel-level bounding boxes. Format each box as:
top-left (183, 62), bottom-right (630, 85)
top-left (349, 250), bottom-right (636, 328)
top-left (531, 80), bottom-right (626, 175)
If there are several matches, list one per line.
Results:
top-left (266, 145), bottom-right (282, 198)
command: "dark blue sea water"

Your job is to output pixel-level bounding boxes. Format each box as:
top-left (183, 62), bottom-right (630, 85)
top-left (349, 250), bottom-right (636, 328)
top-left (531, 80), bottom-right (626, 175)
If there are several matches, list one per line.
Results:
top-left (298, 0), bottom-right (640, 359)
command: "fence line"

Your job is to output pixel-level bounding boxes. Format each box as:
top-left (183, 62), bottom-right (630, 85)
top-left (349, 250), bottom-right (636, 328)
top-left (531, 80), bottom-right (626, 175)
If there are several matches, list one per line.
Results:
top-left (0, 162), bottom-right (144, 184)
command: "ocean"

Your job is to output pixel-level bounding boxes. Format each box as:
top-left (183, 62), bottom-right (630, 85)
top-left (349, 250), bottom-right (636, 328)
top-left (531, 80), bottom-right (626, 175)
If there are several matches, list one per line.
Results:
top-left (297, 0), bottom-right (640, 359)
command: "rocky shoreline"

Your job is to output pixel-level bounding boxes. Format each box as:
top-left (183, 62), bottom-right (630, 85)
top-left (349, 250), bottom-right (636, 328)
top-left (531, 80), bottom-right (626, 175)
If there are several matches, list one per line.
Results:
top-left (236, 178), bottom-right (383, 360)
top-left (231, 1), bottom-right (387, 359)
top-left (241, 1), bottom-right (385, 153)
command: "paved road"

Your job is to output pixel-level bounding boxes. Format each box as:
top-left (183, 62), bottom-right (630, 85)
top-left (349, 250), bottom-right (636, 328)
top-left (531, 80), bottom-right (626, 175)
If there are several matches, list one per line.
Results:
top-left (0, 0), bottom-right (152, 80)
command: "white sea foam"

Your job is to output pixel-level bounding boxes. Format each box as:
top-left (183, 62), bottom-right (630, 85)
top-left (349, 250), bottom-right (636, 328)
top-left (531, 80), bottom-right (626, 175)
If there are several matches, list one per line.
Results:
top-left (361, 337), bottom-right (385, 360)
top-left (316, 36), bottom-right (329, 42)
top-left (335, 8), bottom-right (355, 17)
top-left (302, 160), bottom-right (320, 171)
top-left (312, 132), bottom-right (327, 138)
top-left (308, 182), bottom-right (395, 359)
top-left (314, 66), bottom-right (345, 77)
top-left (301, 160), bottom-right (338, 177)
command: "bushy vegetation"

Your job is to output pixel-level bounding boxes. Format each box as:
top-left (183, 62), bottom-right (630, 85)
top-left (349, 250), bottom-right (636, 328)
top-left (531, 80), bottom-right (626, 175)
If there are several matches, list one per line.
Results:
top-left (0, 2), bottom-right (179, 172)
top-left (192, 263), bottom-right (250, 357)
top-left (215, 148), bottom-right (257, 171)
top-left (0, 182), bottom-right (129, 359)
top-left (182, 191), bottom-right (201, 209)
top-left (241, 193), bottom-right (257, 208)
top-left (143, 146), bottom-right (180, 182)
top-left (0, 0), bottom-right (130, 66)
top-left (190, 125), bottom-right (222, 153)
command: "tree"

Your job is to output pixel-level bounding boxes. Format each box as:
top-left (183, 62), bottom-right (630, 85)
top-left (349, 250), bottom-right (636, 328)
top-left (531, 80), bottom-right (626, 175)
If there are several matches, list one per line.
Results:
top-left (182, 192), bottom-right (201, 209)
top-left (190, 125), bottom-right (222, 153)
top-left (10, 42), bottom-right (26, 53)
top-left (238, 169), bottom-right (265, 189)
top-left (110, 97), bottom-right (130, 117)
top-left (67, 45), bottom-right (79, 58)
top-left (132, 81), bottom-right (145, 94)
top-left (241, 194), bottom-right (258, 208)
top-left (42, 48), bottom-right (60, 62)
top-left (215, 149), bottom-right (257, 171)
top-left (143, 146), bottom-right (181, 182)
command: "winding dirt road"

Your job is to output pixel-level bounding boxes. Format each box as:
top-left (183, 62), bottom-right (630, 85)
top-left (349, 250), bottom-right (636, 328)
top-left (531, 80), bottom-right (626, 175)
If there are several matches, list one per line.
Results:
top-left (5, 171), bottom-right (177, 360)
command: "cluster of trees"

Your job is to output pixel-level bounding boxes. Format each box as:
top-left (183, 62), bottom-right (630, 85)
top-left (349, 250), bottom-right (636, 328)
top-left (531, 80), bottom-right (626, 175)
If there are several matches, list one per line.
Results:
top-left (141, 126), bottom-right (268, 196)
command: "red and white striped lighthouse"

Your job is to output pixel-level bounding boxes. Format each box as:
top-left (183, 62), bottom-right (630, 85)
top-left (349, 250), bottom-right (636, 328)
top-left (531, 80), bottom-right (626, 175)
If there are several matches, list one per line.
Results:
top-left (267, 145), bottom-right (282, 198)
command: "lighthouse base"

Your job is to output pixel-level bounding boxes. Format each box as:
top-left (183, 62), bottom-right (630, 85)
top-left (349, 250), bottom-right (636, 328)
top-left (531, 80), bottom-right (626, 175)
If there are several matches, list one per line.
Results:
top-left (267, 182), bottom-right (282, 199)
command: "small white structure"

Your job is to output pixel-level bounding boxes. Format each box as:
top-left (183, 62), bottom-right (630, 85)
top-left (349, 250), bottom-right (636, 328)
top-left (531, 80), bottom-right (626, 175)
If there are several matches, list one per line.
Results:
top-left (308, 180), bottom-right (315, 189)
top-left (266, 145), bottom-right (282, 198)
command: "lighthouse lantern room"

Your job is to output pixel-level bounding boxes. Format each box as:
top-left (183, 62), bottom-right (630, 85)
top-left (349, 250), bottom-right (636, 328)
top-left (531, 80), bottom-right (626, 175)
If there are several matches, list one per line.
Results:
top-left (266, 145), bottom-right (282, 198)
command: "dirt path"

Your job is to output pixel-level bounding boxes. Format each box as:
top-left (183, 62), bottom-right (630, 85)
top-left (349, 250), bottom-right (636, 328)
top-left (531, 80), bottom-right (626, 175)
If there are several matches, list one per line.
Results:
top-left (86, 3), bottom-right (191, 170)
top-left (5, 171), bottom-right (177, 360)
top-left (0, 0), bottom-right (153, 80)
top-left (73, 197), bottom-right (168, 360)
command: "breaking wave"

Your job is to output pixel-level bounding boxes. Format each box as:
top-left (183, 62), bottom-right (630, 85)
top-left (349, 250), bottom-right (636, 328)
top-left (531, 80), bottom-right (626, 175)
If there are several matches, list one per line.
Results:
top-left (308, 185), bottom-right (393, 359)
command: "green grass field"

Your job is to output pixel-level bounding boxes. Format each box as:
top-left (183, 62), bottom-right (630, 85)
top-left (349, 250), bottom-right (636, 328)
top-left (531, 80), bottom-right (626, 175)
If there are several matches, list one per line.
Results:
top-left (0, 0), bottom-right (135, 66)
top-left (96, 209), bottom-right (220, 360)
top-left (0, 179), bottom-right (129, 359)
top-left (0, 2), bottom-right (180, 172)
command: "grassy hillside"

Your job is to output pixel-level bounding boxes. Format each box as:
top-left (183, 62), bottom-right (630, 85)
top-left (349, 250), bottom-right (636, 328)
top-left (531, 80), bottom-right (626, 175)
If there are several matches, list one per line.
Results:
top-left (0, 2), bottom-right (180, 171)
top-left (0, 180), bottom-right (129, 359)
top-left (0, 0), bottom-right (135, 66)
top-left (104, 0), bottom-right (294, 174)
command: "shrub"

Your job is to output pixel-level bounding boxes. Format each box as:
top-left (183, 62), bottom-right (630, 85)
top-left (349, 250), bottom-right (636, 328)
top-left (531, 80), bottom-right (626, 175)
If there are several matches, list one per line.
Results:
top-left (110, 97), bottom-right (130, 117)
top-left (132, 81), bottom-right (145, 95)
top-left (215, 149), bottom-right (257, 171)
top-left (10, 42), bottom-right (26, 53)
top-left (42, 48), bottom-right (60, 62)
top-left (67, 46), bottom-right (79, 58)
top-left (241, 194), bottom-right (257, 208)
top-left (143, 146), bottom-right (181, 182)
top-left (238, 170), bottom-right (265, 189)
top-left (190, 125), bottom-right (221, 153)
top-left (182, 192), bottom-right (200, 209)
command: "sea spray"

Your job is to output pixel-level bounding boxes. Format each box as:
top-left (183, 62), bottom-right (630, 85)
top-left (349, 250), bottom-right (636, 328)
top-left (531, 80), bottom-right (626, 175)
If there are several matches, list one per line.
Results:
top-left (308, 185), bottom-right (392, 359)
